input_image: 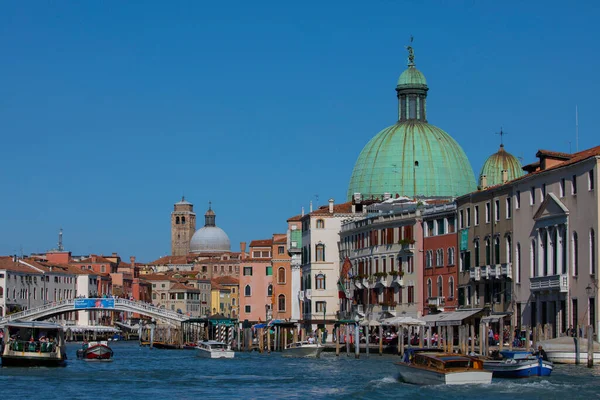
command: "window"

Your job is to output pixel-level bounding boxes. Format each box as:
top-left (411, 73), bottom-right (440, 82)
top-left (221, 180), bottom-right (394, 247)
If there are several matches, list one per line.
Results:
top-left (277, 267), bottom-right (285, 284)
top-left (530, 239), bottom-right (537, 278)
top-left (572, 175), bottom-right (577, 194)
top-left (253, 251), bottom-right (261, 258)
top-left (589, 170), bottom-right (595, 191)
top-left (495, 199), bottom-right (500, 221)
top-left (516, 190), bottom-right (521, 209)
top-left (266, 266), bottom-right (273, 276)
top-left (181, 216), bottom-right (186, 225)
top-left (315, 274), bottom-right (326, 290)
top-left (278, 246), bottom-right (285, 254)
top-left (175, 216), bottom-right (180, 224)
top-left (591, 229), bottom-right (596, 275)
top-left (315, 301), bottom-right (326, 313)
top-left (278, 294), bottom-right (286, 311)
top-left (436, 249), bottom-right (444, 267)
top-left (560, 178), bottom-right (565, 197)
top-left (474, 240), bottom-right (480, 267)
top-left (516, 243), bottom-right (521, 283)
top-left (316, 243), bottom-right (325, 262)
top-left (245, 305), bottom-right (251, 313)
top-left (267, 284), bottom-right (273, 296)
top-left (244, 285), bottom-right (251, 296)
top-left (506, 197), bottom-right (512, 219)
top-left (448, 277), bottom-right (454, 299)
top-left (542, 183), bottom-right (546, 198)
top-left (427, 279), bottom-right (432, 298)
top-left (437, 219), bottom-right (445, 235)
top-left (573, 231), bottom-right (579, 276)
top-left (0, 287), bottom-right (3, 298)
top-left (485, 238), bottom-right (491, 265)
top-left (426, 250), bottom-right (433, 268)
top-left (494, 237), bottom-right (500, 264)
top-left (437, 276), bottom-right (443, 297)
top-left (506, 236), bottom-right (512, 263)
top-left (474, 206), bottom-right (479, 225)
top-left (485, 202), bottom-right (491, 223)
top-left (316, 219), bottom-right (325, 229)
top-left (466, 208), bottom-right (471, 227)
top-left (459, 209), bottom-right (464, 229)
top-left (530, 187), bottom-right (535, 205)
top-left (447, 247), bottom-right (455, 265)
top-left (261, 251), bottom-right (270, 257)
top-left (243, 267), bottom-right (253, 276)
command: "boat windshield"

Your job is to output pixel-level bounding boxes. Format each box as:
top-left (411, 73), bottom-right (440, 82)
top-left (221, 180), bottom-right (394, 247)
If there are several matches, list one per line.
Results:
top-left (208, 343), bottom-right (227, 350)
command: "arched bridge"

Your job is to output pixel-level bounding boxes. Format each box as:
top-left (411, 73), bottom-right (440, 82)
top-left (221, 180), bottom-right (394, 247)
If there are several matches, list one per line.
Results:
top-left (0, 298), bottom-right (188, 326)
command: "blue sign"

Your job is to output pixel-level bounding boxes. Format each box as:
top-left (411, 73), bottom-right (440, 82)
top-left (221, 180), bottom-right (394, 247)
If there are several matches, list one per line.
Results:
top-left (74, 298), bottom-right (115, 309)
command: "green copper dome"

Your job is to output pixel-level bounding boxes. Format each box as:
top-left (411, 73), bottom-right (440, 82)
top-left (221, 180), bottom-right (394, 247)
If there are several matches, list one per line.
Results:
top-left (479, 144), bottom-right (524, 187)
top-left (347, 44), bottom-right (476, 200)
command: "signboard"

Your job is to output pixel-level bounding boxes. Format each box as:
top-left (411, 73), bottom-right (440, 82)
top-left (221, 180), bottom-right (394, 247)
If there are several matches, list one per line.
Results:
top-left (74, 298), bottom-right (115, 309)
top-left (460, 229), bottom-right (469, 251)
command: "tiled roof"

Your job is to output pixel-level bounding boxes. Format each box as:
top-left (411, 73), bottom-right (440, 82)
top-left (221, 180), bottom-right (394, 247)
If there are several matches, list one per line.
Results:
top-left (536, 149), bottom-right (573, 160)
top-left (148, 255), bottom-right (195, 265)
top-left (0, 257), bottom-right (41, 273)
top-left (213, 276), bottom-right (239, 285)
top-left (287, 214), bottom-right (303, 222)
top-left (272, 235), bottom-right (287, 244)
top-left (140, 273), bottom-right (175, 282)
top-left (76, 255), bottom-right (115, 264)
top-left (309, 201), bottom-right (353, 215)
top-left (170, 282), bottom-right (200, 292)
top-left (250, 239), bottom-right (273, 247)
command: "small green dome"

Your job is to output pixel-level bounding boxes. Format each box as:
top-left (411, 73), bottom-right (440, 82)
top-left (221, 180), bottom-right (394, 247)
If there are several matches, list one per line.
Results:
top-left (397, 66), bottom-right (427, 86)
top-left (479, 145), bottom-right (524, 187)
top-left (347, 121), bottom-right (477, 200)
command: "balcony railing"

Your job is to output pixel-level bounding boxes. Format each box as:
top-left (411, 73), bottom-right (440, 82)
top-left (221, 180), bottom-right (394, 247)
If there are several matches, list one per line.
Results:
top-left (428, 297), bottom-right (446, 307)
top-left (530, 274), bottom-right (568, 292)
top-left (391, 275), bottom-right (404, 287)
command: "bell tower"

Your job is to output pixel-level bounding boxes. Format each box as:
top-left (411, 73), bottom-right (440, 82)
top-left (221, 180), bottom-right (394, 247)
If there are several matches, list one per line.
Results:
top-left (171, 197), bottom-right (196, 256)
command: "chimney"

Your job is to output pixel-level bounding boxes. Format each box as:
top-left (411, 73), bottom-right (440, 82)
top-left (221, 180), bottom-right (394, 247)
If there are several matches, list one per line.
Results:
top-left (480, 175), bottom-right (488, 189)
top-left (301, 207), bottom-right (305, 217)
top-left (130, 256), bottom-right (135, 267)
top-left (240, 241), bottom-right (247, 255)
top-left (501, 170), bottom-right (508, 183)
top-left (309, 201), bottom-right (313, 213)
top-left (328, 198), bottom-right (334, 214)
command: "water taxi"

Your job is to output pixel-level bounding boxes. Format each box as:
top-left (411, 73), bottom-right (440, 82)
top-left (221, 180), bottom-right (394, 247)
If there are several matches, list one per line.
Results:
top-left (76, 341), bottom-right (114, 361)
top-left (395, 349), bottom-right (492, 385)
top-left (483, 350), bottom-right (552, 378)
top-left (282, 341), bottom-right (324, 358)
top-left (1, 320), bottom-right (67, 367)
top-left (196, 340), bottom-right (235, 359)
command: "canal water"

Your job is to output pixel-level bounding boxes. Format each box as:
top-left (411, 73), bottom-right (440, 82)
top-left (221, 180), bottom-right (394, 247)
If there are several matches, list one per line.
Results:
top-left (1, 342), bottom-right (598, 399)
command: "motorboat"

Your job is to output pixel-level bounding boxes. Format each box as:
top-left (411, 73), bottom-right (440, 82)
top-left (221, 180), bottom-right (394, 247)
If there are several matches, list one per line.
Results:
top-left (395, 349), bottom-right (492, 385)
top-left (537, 336), bottom-right (600, 364)
top-left (1, 320), bottom-right (67, 367)
top-left (76, 341), bottom-right (114, 361)
top-left (283, 341), bottom-right (324, 358)
top-left (483, 350), bottom-right (552, 378)
top-left (196, 340), bottom-right (234, 359)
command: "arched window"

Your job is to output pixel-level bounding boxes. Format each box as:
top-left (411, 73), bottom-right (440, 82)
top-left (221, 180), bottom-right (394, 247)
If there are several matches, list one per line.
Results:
top-left (573, 231), bottom-right (579, 276)
top-left (267, 284), bottom-right (273, 296)
top-left (315, 274), bottom-right (326, 290)
top-left (591, 229), bottom-right (596, 275)
top-left (316, 243), bottom-right (325, 262)
top-left (278, 294), bottom-right (286, 312)
top-left (161, 293), bottom-right (166, 300)
top-left (448, 276), bottom-right (454, 299)
top-left (427, 279), bottom-right (432, 298)
top-left (447, 247), bottom-right (455, 265)
top-left (316, 219), bottom-right (325, 229)
top-left (474, 240), bottom-right (480, 267)
top-left (244, 285), bottom-right (251, 296)
top-left (494, 237), bottom-right (500, 264)
top-left (530, 239), bottom-right (537, 277)
top-left (426, 250), bottom-right (433, 268)
top-left (277, 267), bottom-right (286, 284)
top-left (506, 235), bottom-right (512, 263)
top-left (181, 216), bottom-right (186, 224)
top-left (436, 249), bottom-right (444, 266)
top-left (437, 276), bottom-right (443, 297)
top-left (485, 238), bottom-right (491, 265)
top-left (175, 216), bottom-right (180, 224)
top-left (516, 243), bottom-right (521, 283)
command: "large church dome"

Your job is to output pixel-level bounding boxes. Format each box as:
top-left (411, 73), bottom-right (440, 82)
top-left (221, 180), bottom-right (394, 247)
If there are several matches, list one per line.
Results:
top-left (347, 45), bottom-right (476, 200)
top-left (190, 204), bottom-right (231, 253)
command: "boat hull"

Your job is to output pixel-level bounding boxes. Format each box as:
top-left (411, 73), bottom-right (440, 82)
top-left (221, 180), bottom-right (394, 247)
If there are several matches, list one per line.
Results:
top-left (483, 359), bottom-right (553, 378)
top-left (77, 344), bottom-right (113, 361)
top-left (282, 346), bottom-right (324, 358)
top-left (545, 350), bottom-right (600, 364)
top-left (1, 353), bottom-right (66, 367)
top-left (197, 349), bottom-right (235, 359)
top-left (395, 363), bottom-right (492, 385)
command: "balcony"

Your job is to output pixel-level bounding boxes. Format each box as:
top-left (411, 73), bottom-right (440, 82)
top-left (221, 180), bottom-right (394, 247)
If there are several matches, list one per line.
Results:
top-left (305, 289), bottom-right (312, 300)
top-left (501, 263), bottom-right (513, 279)
top-left (400, 242), bottom-right (416, 253)
top-left (428, 297), bottom-right (446, 307)
top-left (391, 274), bottom-right (404, 287)
top-left (375, 274), bottom-right (392, 288)
top-left (298, 291), bottom-right (304, 301)
top-left (469, 267), bottom-right (481, 281)
top-left (530, 274), bottom-right (568, 293)
top-left (381, 304), bottom-right (397, 316)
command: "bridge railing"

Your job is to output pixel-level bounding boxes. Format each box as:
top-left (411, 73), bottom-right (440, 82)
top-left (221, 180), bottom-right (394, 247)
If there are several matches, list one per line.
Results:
top-left (113, 298), bottom-right (187, 322)
top-left (0, 299), bottom-right (73, 323)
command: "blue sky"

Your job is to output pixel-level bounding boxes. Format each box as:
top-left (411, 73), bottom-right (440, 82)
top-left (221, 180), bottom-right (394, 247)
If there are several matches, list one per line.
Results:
top-left (1, 1), bottom-right (599, 261)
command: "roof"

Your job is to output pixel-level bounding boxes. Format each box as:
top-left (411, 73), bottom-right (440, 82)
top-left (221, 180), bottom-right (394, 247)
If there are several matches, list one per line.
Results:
top-left (170, 282), bottom-right (200, 292)
top-left (249, 239), bottom-right (272, 247)
top-left (212, 276), bottom-right (239, 285)
top-left (76, 255), bottom-right (115, 264)
top-left (479, 145), bottom-right (524, 188)
top-left (148, 255), bottom-right (195, 265)
top-left (287, 214), bottom-right (303, 222)
top-left (397, 65), bottom-right (427, 86)
top-left (309, 202), bottom-right (354, 216)
top-left (140, 273), bottom-right (176, 282)
top-left (0, 257), bottom-right (41, 273)
top-left (536, 149), bottom-right (573, 160)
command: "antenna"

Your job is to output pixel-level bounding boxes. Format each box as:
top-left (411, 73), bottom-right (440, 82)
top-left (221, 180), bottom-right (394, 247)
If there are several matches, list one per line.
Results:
top-left (58, 228), bottom-right (64, 252)
top-left (495, 127), bottom-right (507, 146)
top-left (576, 105), bottom-right (579, 152)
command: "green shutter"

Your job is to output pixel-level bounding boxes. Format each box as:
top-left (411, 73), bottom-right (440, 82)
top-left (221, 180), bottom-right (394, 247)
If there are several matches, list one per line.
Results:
top-left (266, 266), bottom-right (273, 276)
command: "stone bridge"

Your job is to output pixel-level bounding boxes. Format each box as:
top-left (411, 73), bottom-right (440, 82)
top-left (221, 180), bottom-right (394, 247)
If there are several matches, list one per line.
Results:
top-left (0, 298), bottom-right (188, 326)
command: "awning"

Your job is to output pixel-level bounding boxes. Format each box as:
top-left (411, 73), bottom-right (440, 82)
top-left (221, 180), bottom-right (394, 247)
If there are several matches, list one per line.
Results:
top-left (481, 314), bottom-right (509, 324)
top-left (253, 323), bottom-right (267, 329)
top-left (422, 313), bottom-right (447, 327)
top-left (359, 319), bottom-right (381, 327)
top-left (382, 316), bottom-right (425, 326)
top-left (437, 309), bottom-right (483, 327)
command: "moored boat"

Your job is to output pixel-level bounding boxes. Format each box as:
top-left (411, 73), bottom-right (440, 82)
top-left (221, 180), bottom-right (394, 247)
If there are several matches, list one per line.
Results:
top-left (483, 350), bottom-right (552, 378)
top-left (282, 341), bottom-right (324, 358)
top-left (395, 349), bottom-right (492, 385)
top-left (1, 320), bottom-right (67, 367)
top-left (537, 337), bottom-right (600, 364)
top-left (76, 341), bottom-right (114, 361)
top-left (196, 340), bottom-right (234, 359)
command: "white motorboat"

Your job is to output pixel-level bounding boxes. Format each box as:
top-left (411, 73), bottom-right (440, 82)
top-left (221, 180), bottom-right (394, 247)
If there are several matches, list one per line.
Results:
top-left (395, 349), bottom-right (492, 385)
top-left (196, 340), bottom-right (235, 359)
top-left (537, 337), bottom-right (600, 364)
top-left (282, 341), bottom-right (324, 358)
top-left (483, 350), bottom-right (553, 378)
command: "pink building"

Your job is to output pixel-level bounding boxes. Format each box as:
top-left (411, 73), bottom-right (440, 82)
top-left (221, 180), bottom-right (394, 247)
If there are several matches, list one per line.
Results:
top-left (239, 239), bottom-right (273, 323)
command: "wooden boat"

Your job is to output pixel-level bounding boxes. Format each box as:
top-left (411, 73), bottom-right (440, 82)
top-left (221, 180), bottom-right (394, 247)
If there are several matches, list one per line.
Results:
top-left (1, 320), bottom-right (67, 367)
top-left (537, 337), bottom-right (600, 364)
top-left (483, 350), bottom-right (552, 378)
top-left (282, 341), bottom-right (324, 358)
top-left (395, 349), bottom-right (492, 385)
top-left (196, 340), bottom-right (234, 359)
top-left (76, 341), bottom-right (113, 361)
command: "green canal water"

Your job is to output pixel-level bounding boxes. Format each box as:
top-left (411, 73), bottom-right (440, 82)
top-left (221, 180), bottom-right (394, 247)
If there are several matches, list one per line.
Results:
top-left (1, 341), bottom-right (598, 399)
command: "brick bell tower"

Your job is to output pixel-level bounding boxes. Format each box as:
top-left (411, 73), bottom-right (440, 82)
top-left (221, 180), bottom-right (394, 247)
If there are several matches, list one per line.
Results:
top-left (171, 197), bottom-right (196, 256)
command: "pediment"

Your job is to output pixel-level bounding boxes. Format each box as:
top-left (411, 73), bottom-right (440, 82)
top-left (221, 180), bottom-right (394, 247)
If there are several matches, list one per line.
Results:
top-left (533, 193), bottom-right (569, 221)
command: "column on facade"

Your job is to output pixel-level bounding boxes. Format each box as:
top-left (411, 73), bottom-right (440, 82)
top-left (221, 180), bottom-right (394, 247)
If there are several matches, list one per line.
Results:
top-left (556, 225), bottom-right (563, 276)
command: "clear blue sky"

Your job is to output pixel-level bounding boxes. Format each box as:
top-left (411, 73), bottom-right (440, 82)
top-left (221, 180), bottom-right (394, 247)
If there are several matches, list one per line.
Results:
top-left (1, 1), bottom-right (599, 261)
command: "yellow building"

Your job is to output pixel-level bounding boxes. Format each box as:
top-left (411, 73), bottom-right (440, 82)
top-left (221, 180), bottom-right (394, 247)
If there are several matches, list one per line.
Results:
top-left (211, 280), bottom-right (232, 317)
top-left (212, 276), bottom-right (239, 319)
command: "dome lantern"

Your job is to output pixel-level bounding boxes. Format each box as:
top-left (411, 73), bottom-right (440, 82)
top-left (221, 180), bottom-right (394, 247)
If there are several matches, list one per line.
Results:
top-left (396, 42), bottom-right (429, 122)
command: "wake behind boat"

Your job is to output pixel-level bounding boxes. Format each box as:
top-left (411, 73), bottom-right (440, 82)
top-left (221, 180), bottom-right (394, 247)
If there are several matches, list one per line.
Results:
top-left (483, 350), bottom-right (552, 378)
top-left (76, 341), bottom-right (114, 361)
top-left (282, 341), bottom-right (324, 358)
top-left (395, 349), bottom-right (492, 385)
top-left (196, 340), bottom-right (234, 359)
